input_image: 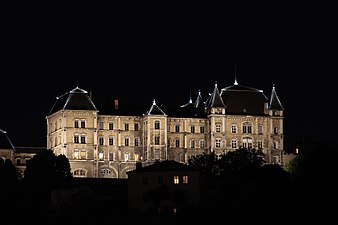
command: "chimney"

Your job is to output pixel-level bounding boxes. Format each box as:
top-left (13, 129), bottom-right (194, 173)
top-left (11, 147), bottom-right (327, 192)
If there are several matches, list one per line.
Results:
top-left (114, 99), bottom-right (119, 110)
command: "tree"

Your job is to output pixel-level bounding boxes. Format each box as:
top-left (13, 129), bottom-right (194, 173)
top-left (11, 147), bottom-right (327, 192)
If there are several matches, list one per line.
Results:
top-left (188, 151), bottom-right (220, 176)
top-left (0, 157), bottom-right (18, 186)
top-left (219, 147), bottom-right (265, 175)
top-left (24, 149), bottom-right (72, 187)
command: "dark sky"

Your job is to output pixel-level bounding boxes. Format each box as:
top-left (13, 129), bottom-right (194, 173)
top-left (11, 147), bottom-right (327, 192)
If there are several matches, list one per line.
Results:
top-left (1, 2), bottom-right (337, 151)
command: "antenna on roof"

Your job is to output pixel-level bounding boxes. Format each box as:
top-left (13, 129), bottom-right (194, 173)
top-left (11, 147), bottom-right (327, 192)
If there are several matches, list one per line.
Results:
top-left (234, 61), bottom-right (238, 85)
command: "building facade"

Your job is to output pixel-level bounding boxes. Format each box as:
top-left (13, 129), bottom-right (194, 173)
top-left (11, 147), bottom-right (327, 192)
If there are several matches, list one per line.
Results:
top-left (46, 80), bottom-right (285, 178)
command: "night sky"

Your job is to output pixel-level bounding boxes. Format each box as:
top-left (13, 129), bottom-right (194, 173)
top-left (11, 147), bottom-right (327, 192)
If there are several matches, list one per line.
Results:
top-left (1, 2), bottom-right (337, 151)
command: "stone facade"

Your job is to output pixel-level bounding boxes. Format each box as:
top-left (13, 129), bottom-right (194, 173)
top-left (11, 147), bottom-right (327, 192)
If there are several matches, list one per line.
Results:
top-left (46, 82), bottom-right (285, 178)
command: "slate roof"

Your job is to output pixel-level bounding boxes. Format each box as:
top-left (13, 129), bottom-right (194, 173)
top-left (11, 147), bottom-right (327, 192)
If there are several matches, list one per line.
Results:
top-left (144, 99), bottom-right (166, 116)
top-left (48, 87), bottom-right (97, 115)
top-left (127, 160), bottom-right (197, 173)
top-left (0, 129), bottom-right (15, 150)
top-left (220, 82), bottom-right (269, 115)
top-left (207, 82), bottom-right (226, 108)
top-left (269, 84), bottom-right (284, 110)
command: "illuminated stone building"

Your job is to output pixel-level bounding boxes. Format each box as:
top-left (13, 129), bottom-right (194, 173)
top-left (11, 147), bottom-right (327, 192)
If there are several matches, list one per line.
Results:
top-left (46, 80), bottom-right (285, 178)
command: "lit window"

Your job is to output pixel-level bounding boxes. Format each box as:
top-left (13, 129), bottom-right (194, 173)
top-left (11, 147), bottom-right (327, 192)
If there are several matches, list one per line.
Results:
top-left (242, 137), bottom-right (253, 149)
top-left (125, 152), bottom-right (129, 161)
top-left (183, 175), bottom-right (188, 184)
top-left (99, 152), bottom-right (104, 160)
top-left (74, 149), bottom-right (79, 159)
top-left (173, 176), bottom-right (179, 184)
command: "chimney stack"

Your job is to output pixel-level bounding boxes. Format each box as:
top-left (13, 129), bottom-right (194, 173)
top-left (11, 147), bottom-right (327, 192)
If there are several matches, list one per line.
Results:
top-left (114, 99), bottom-right (119, 110)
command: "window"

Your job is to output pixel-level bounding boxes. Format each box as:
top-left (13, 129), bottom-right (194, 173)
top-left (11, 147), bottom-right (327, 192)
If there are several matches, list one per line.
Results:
top-left (74, 149), bottom-right (79, 159)
top-left (100, 169), bottom-right (111, 174)
top-left (173, 176), bottom-right (179, 184)
top-left (183, 175), bottom-right (188, 184)
top-left (124, 152), bottom-right (129, 161)
top-left (109, 152), bottom-right (114, 161)
top-left (215, 139), bottom-right (221, 148)
top-left (134, 123), bottom-right (139, 131)
top-left (81, 150), bottom-right (86, 159)
top-left (175, 139), bottom-right (180, 148)
top-left (242, 137), bottom-right (253, 149)
top-left (257, 140), bottom-right (263, 149)
top-left (99, 121), bottom-right (104, 130)
top-left (80, 135), bottom-right (86, 144)
top-left (155, 121), bottom-right (160, 129)
top-left (274, 141), bottom-right (279, 149)
top-left (231, 124), bottom-right (237, 133)
top-left (125, 138), bottom-right (129, 146)
top-left (74, 135), bottom-right (79, 143)
top-left (200, 126), bottom-right (205, 133)
top-left (74, 120), bottom-right (79, 128)
top-left (216, 124), bottom-right (221, 132)
top-left (81, 120), bottom-right (85, 128)
top-left (99, 152), bottom-right (104, 160)
top-left (154, 150), bottom-right (160, 160)
top-left (231, 139), bottom-right (237, 148)
top-left (190, 139), bottom-right (195, 148)
top-left (134, 138), bottom-right (139, 146)
top-left (175, 125), bottom-right (180, 132)
top-left (125, 123), bottom-right (129, 131)
top-left (158, 176), bottom-right (163, 184)
top-left (200, 139), bottom-right (205, 148)
top-left (274, 126), bottom-right (279, 134)
top-left (73, 169), bottom-right (86, 177)
top-left (273, 156), bottom-right (280, 164)
top-left (135, 154), bottom-right (139, 161)
top-left (109, 122), bottom-right (114, 130)
top-left (191, 125), bottom-right (195, 133)
top-left (242, 122), bottom-right (252, 133)
top-left (155, 136), bottom-right (160, 145)
top-left (99, 137), bottom-right (104, 145)
top-left (109, 137), bottom-right (114, 145)
top-left (258, 125), bottom-right (263, 134)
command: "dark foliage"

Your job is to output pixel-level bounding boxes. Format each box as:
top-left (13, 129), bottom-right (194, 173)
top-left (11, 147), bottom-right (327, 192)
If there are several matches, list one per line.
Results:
top-left (24, 149), bottom-right (72, 187)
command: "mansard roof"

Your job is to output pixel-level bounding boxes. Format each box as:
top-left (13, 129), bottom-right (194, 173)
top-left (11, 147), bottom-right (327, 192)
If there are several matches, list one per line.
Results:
top-left (48, 87), bottom-right (97, 115)
top-left (0, 129), bottom-right (15, 150)
top-left (220, 82), bottom-right (269, 115)
top-left (269, 84), bottom-right (284, 110)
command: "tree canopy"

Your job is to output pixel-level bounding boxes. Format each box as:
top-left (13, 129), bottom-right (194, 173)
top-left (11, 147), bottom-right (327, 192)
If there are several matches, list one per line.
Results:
top-left (24, 149), bottom-right (72, 187)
